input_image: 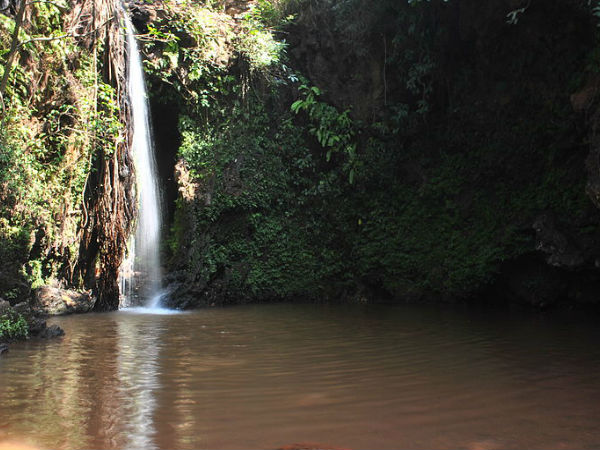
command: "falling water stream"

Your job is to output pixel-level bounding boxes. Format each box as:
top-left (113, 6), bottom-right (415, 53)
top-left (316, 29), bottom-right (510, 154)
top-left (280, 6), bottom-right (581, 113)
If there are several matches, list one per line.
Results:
top-left (120, 14), bottom-right (163, 309)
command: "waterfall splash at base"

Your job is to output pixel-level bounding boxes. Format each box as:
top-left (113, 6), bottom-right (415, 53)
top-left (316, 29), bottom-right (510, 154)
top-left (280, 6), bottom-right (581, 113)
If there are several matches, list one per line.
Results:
top-left (119, 13), bottom-right (164, 310)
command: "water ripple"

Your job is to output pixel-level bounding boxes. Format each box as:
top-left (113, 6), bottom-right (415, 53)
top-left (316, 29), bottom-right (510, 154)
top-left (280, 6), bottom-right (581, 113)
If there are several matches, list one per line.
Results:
top-left (1, 304), bottom-right (600, 449)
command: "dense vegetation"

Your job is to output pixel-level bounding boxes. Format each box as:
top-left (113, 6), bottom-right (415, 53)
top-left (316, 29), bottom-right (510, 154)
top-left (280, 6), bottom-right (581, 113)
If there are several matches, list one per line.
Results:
top-left (160, 0), bottom-right (600, 308)
top-left (1, 0), bottom-right (131, 312)
top-left (0, 0), bottom-right (113, 301)
top-left (2, 0), bottom-right (600, 311)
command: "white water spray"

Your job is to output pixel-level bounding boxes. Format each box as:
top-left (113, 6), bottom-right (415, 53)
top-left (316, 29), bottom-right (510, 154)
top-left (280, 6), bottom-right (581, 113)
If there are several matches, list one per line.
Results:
top-left (120, 14), bottom-right (164, 309)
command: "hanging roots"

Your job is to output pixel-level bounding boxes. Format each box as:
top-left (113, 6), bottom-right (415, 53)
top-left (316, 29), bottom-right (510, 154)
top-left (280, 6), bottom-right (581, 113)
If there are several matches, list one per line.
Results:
top-left (73, 0), bottom-right (137, 311)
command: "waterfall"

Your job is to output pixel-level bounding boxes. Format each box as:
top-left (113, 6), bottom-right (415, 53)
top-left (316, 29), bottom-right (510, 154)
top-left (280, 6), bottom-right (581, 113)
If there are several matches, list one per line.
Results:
top-left (120, 14), bottom-right (164, 309)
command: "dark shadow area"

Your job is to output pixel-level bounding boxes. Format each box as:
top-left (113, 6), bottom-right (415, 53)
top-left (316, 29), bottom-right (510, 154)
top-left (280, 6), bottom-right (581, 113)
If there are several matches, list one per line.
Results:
top-left (150, 99), bottom-right (180, 235)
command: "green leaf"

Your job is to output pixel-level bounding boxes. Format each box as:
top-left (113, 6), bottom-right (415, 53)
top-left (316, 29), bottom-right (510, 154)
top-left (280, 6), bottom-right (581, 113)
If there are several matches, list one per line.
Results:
top-left (291, 99), bottom-right (304, 113)
top-left (316, 129), bottom-right (324, 145)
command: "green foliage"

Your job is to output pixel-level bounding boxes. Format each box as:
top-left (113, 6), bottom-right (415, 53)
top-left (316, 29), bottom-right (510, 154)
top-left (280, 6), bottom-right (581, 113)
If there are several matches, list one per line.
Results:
top-left (237, 2), bottom-right (288, 71)
top-left (588, 1), bottom-right (600, 24)
top-left (0, 311), bottom-right (29, 341)
top-left (0, 1), bottom-right (110, 295)
top-left (143, 0), bottom-right (292, 110)
top-left (236, 24), bottom-right (285, 71)
top-left (143, 1), bottom-right (233, 102)
top-left (25, 259), bottom-right (45, 290)
top-left (244, 0), bottom-right (297, 29)
top-left (164, 0), bottom-right (597, 306)
top-left (2, 0), bottom-right (586, 305)
top-left (0, 217), bottom-right (31, 299)
top-left (170, 73), bottom-right (349, 299)
top-left (291, 83), bottom-right (358, 182)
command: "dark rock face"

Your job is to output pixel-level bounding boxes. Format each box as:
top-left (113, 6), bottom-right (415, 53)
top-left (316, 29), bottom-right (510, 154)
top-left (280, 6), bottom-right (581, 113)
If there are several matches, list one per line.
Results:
top-left (585, 146), bottom-right (600, 209)
top-left (0, 298), bottom-right (10, 314)
top-left (505, 259), bottom-right (568, 309)
top-left (33, 287), bottom-right (95, 315)
top-left (162, 272), bottom-right (208, 310)
top-left (576, 75), bottom-right (600, 213)
top-left (127, 0), bottom-right (157, 33)
top-left (26, 314), bottom-right (65, 340)
top-left (585, 106), bottom-right (600, 213)
top-left (533, 213), bottom-right (585, 269)
top-left (486, 253), bottom-right (600, 309)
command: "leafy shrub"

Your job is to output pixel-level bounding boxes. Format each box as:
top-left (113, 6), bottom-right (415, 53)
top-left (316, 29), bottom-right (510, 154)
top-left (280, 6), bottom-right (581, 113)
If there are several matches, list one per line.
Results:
top-left (0, 312), bottom-right (29, 341)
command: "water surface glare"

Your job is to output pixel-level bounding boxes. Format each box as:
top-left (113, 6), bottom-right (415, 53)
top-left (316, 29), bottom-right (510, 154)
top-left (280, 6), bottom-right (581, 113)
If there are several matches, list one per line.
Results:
top-left (119, 306), bottom-right (184, 315)
top-left (1, 303), bottom-right (600, 449)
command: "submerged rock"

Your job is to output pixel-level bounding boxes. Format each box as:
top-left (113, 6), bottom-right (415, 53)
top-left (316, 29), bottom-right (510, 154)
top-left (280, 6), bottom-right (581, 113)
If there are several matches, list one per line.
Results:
top-left (25, 316), bottom-right (65, 340)
top-left (33, 287), bottom-right (95, 315)
top-left (0, 343), bottom-right (8, 355)
top-left (27, 316), bottom-right (47, 336)
top-left (37, 325), bottom-right (65, 339)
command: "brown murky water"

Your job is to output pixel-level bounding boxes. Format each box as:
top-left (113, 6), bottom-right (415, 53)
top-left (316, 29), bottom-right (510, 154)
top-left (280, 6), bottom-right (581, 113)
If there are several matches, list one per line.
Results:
top-left (1, 303), bottom-right (600, 449)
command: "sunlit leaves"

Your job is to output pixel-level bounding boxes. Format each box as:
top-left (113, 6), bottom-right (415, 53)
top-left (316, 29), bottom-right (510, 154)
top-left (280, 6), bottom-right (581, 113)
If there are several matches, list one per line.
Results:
top-left (237, 19), bottom-right (286, 72)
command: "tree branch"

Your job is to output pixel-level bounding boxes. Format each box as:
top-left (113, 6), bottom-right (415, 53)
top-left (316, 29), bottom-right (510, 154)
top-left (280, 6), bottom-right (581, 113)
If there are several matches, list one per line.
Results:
top-left (0, 0), bottom-right (27, 113)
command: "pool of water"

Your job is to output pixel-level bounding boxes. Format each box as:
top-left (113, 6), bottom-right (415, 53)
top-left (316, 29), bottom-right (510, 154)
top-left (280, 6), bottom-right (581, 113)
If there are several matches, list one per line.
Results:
top-left (1, 303), bottom-right (600, 449)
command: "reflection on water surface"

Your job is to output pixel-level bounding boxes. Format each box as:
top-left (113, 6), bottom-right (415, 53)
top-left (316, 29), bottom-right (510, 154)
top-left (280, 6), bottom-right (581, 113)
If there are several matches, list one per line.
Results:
top-left (1, 303), bottom-right (600, 449)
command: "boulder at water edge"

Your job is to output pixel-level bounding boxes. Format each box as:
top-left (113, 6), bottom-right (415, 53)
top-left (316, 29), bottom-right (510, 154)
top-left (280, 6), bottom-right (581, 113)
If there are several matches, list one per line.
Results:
top-left (33, 287), bottom-right (95, 315)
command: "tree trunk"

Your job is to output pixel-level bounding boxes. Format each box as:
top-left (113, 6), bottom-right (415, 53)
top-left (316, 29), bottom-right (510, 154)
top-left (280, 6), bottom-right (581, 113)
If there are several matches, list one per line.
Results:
top-left (72, 0), bottom-right (137, 311)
